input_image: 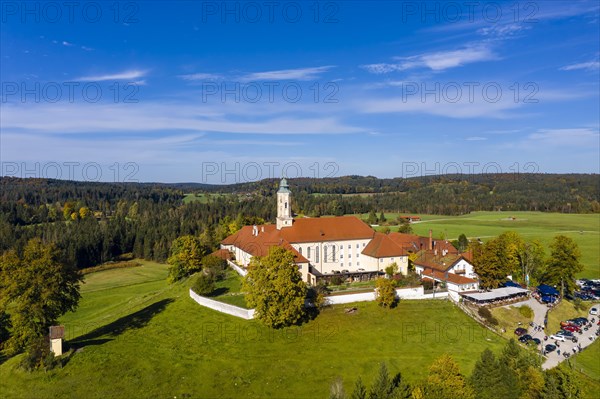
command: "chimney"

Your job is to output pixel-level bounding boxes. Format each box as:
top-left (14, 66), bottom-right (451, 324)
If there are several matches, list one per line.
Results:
top-left (252, 225), bottom-right (258, 236)
top-left (429, 230), bottom-right (433, 250)
top-left (261, 226), bottom-right (264, 233)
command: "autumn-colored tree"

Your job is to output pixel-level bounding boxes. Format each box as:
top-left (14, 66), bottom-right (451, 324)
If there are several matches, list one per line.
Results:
top-left (375, 278), bottom-right (396, 308)
top-left (167, 235), bottom-right (207, 282)
top-left (243, 246), bottom-right (307, 328)
top-left (422, 354), bottom-right (475, 399)
top-left (0, 239), bottom-right (82, 357)
top-left (542, 235), bottom-right (583, 295)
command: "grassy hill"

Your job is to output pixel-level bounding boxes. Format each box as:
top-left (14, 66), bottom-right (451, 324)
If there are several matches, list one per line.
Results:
top-left (1, 260), bottom-right (508, 398)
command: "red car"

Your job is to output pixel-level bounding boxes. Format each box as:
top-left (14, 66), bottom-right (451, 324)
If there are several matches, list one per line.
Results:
top-left (562, 325), bottom-right (581, 333)
top-left (514, 327), bottom-right (528, 336)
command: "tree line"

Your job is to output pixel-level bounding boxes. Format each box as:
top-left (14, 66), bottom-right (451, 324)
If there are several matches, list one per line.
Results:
top-left (328, 339), bottom-right (584, 399)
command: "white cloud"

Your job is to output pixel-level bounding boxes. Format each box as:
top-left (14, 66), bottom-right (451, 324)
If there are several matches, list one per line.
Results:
top-left (362, 45), bottom-right (496, 74)
top-left (179, 73), bottom-right (223, 81)
top-left (0, 102), bottom-right (361, 135)
top-left (77, 69), bottom-right (148, 82)
top-left (240, 66), bottom-right (334, 81)
top-left (466, 136), bottom-right (487, 141)
top-left (526, 128), bottom-right (600, 147)
top-left (62, 41), bottom-right (73, 46)
top-left (560, 61), bottom-right (600, 71)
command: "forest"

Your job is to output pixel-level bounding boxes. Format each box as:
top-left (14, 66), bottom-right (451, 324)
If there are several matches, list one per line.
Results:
top-left (1, 173), bottom-right (598, 271)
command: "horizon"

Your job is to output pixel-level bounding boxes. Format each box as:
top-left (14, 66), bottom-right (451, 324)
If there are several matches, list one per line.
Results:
top-left (1, 1), bottom-right (599, 184)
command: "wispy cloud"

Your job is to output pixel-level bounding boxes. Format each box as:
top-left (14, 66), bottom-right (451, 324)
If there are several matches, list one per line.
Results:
top-left (362, 45), bottom-right (496, 74)
top-left (240, 66), bottom-right (334, 81)
top-left (466, 136), bottom-right (487, 141)
top-left (77, 69), bottom-right (148, 82)
top-left (525, 128), bottom-right (600, 147)
top-left (560, 61), bottom-right (600, 71)
top-left (62, 41), bottom-right (73, 47)
top-left (179, 73), bottom-right (223, 81)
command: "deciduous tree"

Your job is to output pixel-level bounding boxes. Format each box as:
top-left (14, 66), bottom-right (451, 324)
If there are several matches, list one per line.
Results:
top-left (243, 246), bottom-right (307, 328)
top-left (542, 235), bottom-right (583, 295)
top-left (167, 235), bottom-right (207, 282)
top-left (375, 278), bottom-right (396, 308)
top-left (0, 239), bottom-right (82, 356)
top-left (423, 354), bottom-right (474, 399)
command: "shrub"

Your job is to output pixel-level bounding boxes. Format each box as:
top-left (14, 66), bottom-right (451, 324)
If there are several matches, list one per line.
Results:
top-left (518, 305), bottom-right (533, 318)
top-left (376, 278), bottom-right (397, 308)
top-left (202, 255), bottom-right (227, 281)
top-left (330, 276), bottom-right (343, 286)
top-left (20, 337), bottom-right (62, 371)
top-left (478, 307), bottom-right (499, 326)
top-left (307, 283), bottom-right (330, 310)
top-left (192, 274), bottom-right (215, 296)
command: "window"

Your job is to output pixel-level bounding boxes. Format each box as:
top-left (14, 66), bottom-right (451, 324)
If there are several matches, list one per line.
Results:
top-left (340, 254), bottom-right (343, 259)
top-left (357, 262), bottom-right (360, 266)
top-left (380, 259), bottom-right (383, 263)
top-left (316, 246), bottom-right (320, 263)
top-left (307, 247), bottom-right (311, 259)
top-left (391, 258), bottom-right (394, 261)
top-left (324, 246), bottom-right (328, 262)
top-left (349, 262), bottom-right (352, 267)
top-left (356, 253), bottom-right (359, 258)
top-left (340, 263), bottom-right (343, 267)
top-left (363, 243), bottom-right (366, 247)
top-left (299, 247), bottom-right (302, 255)
top-left (349, 254), bottom-right (351, 258)
top-left (339, 245), bottom-right (343, 250)
top-left (356, 244), bottom-right (359, 248)
top-left (332, 246), bottom-right (336, 262)
top-left (285, 202), bottom-right (288, 209)
top-left (348, 245), bottom-right (351, 249)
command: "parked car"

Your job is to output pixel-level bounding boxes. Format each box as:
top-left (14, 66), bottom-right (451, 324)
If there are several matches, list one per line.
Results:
top-left (518, 334), bottom-right (533, 343)
top-left (550, 334), bottom-right (566, 342)
top-left (531, 338), bottom-right (541, 345)
top-left (562, 325), bottom-right (581, 333)
top-left (573, 317), bottom-right (589, 325)
top-left (590, 307), bottom-right (598, 315)
top-left (341, 269), bottom-right (349, 273)
top-left (556, 330), bottom-right (574, 338)
top-left (514, 327), bottom-right (528, 336)
top-left (545, 344), bottom-right (557, 352)
top-left (357, 268), bottom-right (365, 272)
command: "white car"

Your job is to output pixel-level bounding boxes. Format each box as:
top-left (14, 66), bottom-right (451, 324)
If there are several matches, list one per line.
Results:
top-left (550, 334), bottom-right (566, 342)
top-left (590, 307), bottom-right (598, 315)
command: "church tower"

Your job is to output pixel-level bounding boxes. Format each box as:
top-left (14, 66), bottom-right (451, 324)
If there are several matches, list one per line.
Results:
top-left (276, 178), bottom-right (293, 229)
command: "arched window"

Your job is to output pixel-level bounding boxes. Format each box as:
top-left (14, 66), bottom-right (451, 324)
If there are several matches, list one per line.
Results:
top-left (299, 247), bottom-right (302, 256)
top-left (332, 246), bottom-right (336, 262)
top-left (285, 202), bottom-right (288, 209)
top-left (315, 246), bottom-right (320, 263)
top-left (307, 247), bottom-right (311, 259)
top-left (324, 246), bottom-right (328, 262)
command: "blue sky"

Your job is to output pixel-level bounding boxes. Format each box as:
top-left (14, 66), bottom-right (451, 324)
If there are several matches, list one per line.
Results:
top-left (1, 0), bottom-right (599, 183)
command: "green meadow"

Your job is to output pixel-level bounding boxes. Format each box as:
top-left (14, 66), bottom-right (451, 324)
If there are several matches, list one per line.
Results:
top-left (1, 261), bottom-right (508, 399)
top-left (366, 211), bottom-right (599, 279)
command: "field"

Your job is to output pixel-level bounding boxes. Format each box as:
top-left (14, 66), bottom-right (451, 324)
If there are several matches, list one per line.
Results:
top-left (0, 261), bottom-right (509, 399)
top-left (364, 211), bottom-right (599, 279)
top-left (183, 193), bottom-right (231, 204)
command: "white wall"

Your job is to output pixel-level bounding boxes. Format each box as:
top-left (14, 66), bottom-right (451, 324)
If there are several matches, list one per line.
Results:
top-left (189, 289), bottom-right (255, 320)
top-left (226, 260), bottom-right (247, 277)
top-left (291, 238), bottom-right (373, 274)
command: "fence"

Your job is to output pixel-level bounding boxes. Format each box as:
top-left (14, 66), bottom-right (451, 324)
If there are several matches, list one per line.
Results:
top-left (227, 260), bottom-right (247, 277)
top-left (189, 289), bottom-right (255, 319)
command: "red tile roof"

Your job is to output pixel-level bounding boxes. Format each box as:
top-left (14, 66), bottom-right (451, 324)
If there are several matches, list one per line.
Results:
top-left (210, 248), bottom-right (233, 261)
top-left (279, 216), bottom-right (375, 243)
top-left (422, 269), bottom-right (478, 286)
top-left (362, 232), bottom-right (408, 258)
